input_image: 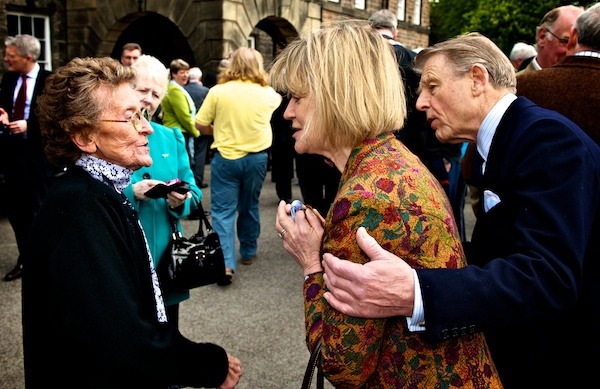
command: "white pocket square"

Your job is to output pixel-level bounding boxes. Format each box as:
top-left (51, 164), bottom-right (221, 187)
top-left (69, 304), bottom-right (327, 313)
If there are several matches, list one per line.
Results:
top-left (483, 190), bottom-right (501, 212)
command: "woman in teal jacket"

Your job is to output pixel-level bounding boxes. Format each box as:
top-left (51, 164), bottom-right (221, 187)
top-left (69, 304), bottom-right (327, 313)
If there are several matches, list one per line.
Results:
top-left (123, 55), bottom-right (202, 325)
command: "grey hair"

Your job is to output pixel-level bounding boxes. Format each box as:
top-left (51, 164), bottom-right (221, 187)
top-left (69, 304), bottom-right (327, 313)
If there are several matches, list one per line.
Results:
top-left (574, 2), bottom-right (600, 51)
top-left (509, 42), bottom-right (537, 61)
top-left (4, 34), bottom-right (41, 60)
top-left (368, 9), bottom-right (398, 33)
top-left (188, 67), bottom-right (203, 81)
top-left (415, 32), bottom-right (516, 92)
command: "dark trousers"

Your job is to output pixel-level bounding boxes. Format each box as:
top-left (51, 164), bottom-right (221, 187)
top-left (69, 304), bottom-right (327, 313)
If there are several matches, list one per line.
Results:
top-left (193, 136), bottom-right (210, 185)
top-left (0, 136), bottom-right (53, 265)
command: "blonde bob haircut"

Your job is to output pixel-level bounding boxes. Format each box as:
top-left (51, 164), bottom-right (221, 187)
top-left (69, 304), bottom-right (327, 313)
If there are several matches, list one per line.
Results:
top-left (269, 20), bottom-right (406, 150)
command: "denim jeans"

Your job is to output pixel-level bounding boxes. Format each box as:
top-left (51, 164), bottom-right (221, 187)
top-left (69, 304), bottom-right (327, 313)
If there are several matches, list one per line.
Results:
top-left (210, 151), bottom-right (268, 271)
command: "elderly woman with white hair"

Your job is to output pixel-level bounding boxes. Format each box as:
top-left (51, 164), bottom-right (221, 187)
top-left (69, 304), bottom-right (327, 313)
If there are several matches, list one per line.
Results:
top-left (123, 54), bottom-right (203, 325)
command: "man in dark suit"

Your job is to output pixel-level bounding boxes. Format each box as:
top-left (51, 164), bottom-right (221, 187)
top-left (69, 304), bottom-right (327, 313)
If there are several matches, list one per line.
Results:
top-left (517, 3), bottom-right (600, 145)
top-left (319, 31), bottom-right (600, 388)
top-left (0, 34), bottom-right (54, 281)
top-left (465, 5), bottom-right (584, 217)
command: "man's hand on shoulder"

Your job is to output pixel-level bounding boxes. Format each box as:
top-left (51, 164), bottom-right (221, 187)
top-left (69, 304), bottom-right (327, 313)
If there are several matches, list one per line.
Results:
top-left (323, 227), bottom-right (415, 318)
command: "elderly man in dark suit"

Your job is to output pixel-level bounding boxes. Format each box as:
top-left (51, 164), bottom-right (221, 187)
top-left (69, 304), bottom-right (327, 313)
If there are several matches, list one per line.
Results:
top-left (517, 3), bottom-right (600, 144)
top-left (0, 34), bottom-right (54, 281)
top-left (317, 31), bottom-right (600, 388)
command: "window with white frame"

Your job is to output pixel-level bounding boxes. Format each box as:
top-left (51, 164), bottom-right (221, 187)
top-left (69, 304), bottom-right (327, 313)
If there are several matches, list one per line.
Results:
top-left (355, 0), bottom-right (365, 10)
top-left (398, 0), bottom-right (406, 22)
top-left (413, 0), bottom-right (422, 26)
top-left (7, 12), bottom-right (52, 70)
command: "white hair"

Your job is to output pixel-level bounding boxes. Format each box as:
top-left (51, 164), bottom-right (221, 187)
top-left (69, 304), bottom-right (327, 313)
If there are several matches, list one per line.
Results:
top-left (188, 67), bottom-right (203, 81)
top-left (509, 42), bottom-right (537, 61)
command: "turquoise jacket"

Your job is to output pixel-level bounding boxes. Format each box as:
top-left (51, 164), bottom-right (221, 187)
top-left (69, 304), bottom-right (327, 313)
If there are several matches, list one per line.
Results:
top-left (124, 121), bottom-right (202, 306)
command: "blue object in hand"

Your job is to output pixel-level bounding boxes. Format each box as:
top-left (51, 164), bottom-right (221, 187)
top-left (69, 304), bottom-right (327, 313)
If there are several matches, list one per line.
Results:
top-left (290, 200), bottom-right (303, 221)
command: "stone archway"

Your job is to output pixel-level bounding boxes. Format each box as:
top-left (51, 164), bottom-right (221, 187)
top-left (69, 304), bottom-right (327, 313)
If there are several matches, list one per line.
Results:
top-left (64, 0), bottom-right (320, 75)
top-left (109, 12), bottom-right (195, 67)
top-left (252, 16), bottom-right (299, 68)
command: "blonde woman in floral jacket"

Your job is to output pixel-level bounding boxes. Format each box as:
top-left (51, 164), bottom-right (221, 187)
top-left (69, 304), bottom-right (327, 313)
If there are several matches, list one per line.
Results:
top-left (271, 22), bottom-right (502, 388)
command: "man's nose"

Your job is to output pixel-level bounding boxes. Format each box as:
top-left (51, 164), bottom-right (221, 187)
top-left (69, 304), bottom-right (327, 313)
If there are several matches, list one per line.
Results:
top-left (416, 95), bottom-right (427, 111)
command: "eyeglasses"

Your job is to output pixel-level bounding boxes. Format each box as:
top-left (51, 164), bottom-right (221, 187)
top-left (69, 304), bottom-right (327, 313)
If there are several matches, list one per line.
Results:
top-left (100, 108), bottom-right (150, 132)
top-left (546, 29), bottom-right (569, 47)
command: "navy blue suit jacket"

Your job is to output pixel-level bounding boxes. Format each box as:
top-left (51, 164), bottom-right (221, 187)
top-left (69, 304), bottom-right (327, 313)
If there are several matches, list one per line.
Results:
top-left (0, 69), bottom-right (54, 182)
top-left (416, 97), bottom-right (600, 388)
top-left (0, 69), bottom-right (51, 148)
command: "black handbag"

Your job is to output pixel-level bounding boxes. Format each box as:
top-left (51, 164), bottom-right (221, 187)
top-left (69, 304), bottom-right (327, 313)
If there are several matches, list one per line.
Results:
top-left (301, 340), bottom-right (324, 389)
top-left (159, 202), bottom-right (226, 291)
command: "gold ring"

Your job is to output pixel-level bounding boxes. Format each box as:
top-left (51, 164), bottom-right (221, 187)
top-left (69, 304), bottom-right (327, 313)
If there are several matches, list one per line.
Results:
top-left (277, 229), bottom-right (286, 239)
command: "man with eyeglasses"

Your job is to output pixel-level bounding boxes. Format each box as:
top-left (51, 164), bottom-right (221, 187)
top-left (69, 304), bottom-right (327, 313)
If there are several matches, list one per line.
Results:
top-left (517, 4), bottom-right (583, 74)
top-left (517, 2), bottom-right (600, 146)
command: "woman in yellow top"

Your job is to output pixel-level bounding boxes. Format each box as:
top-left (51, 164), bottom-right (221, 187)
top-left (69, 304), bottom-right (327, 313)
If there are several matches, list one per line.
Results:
top-left (271, 22), bottom-right (502, 388)
top-left (195, 48), bottom-right (281, 284)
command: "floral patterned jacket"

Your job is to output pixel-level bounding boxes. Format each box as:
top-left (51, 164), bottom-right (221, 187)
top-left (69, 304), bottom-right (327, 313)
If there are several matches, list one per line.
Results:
top-left (304, 133), bottom-right (502, 388)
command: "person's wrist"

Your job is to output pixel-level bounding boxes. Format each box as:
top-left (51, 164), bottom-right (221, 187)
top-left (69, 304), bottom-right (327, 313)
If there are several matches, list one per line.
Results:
top-left (303, 263), bottom-right (323, 277)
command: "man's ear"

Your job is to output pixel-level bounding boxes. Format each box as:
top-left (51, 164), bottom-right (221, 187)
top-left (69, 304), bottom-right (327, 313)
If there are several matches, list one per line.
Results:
top-left (470, 64), bottom-right (488, 96)
top-left (566, 27), bottom-right (578, 55)
top-left (71, 131), bottom-right (97, 154)
top-left (537, 27), bottom-right (548, 48)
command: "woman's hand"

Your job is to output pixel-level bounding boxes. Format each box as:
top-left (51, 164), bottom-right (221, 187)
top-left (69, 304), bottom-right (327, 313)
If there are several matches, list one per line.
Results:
top-left (217, 353), bottom-right (243, 389)
top-left (133, 179), bottom-right (164, 200)
top-left (166, 190), bottom-right (191, 209)
top-left (275, 200), bottom-right (325, 276)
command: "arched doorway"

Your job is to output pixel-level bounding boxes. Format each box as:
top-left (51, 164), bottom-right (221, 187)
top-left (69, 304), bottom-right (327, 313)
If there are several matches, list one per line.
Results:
top-left (110, 12), bottom-right (195, 67)
top-left (253, 16), bottom-right (299, 67)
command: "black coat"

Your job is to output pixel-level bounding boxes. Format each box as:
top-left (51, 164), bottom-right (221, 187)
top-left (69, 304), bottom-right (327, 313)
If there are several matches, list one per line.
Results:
top-left (22, 166), bottom-right (229, 388)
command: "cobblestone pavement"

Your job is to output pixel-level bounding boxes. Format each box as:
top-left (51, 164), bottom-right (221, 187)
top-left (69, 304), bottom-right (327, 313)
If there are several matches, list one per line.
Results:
top-left (0, 167), bottom-right (475, 388)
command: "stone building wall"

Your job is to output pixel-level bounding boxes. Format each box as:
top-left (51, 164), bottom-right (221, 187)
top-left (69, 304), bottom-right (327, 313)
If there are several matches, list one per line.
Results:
top-left (0, 0), bottom-right (429, 77)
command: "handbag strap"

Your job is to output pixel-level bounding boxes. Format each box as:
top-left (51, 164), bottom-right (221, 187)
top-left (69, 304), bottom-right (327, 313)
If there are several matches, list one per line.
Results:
top-left (301, 340), bottom-right (323, 389)
top-left (194, 201), bottom-right (213, 237)
top-left (167, 213), bottom-right (182, 239)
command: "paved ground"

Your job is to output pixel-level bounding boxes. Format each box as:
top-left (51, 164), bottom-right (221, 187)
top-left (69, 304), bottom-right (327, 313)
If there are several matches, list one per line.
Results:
top-left (0, 167), bottom-right (475, 388)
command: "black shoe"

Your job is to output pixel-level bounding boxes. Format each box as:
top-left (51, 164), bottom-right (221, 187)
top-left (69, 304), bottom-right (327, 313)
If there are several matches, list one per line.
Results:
top-left (3, 264), bottom-right (23, 282)
top-left (200, 183), bottom-right (209, 188)
top-left (217, 268), bottom-right (233, 286)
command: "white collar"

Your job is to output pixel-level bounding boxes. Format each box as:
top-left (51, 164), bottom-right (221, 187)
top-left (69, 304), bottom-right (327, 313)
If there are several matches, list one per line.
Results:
top-left (477, 93), bottom-right (518, 172)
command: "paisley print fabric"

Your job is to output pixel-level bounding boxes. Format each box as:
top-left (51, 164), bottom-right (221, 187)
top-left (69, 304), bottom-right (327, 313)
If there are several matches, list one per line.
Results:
top-left (303, 133), bottom-right (502, 388)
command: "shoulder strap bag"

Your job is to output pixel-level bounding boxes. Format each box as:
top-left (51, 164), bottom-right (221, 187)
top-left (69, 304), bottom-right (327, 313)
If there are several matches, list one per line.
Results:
top-left (159, 202), bottom-right (226, 290)
top-left (301, 340), bottom-right (324, 389)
